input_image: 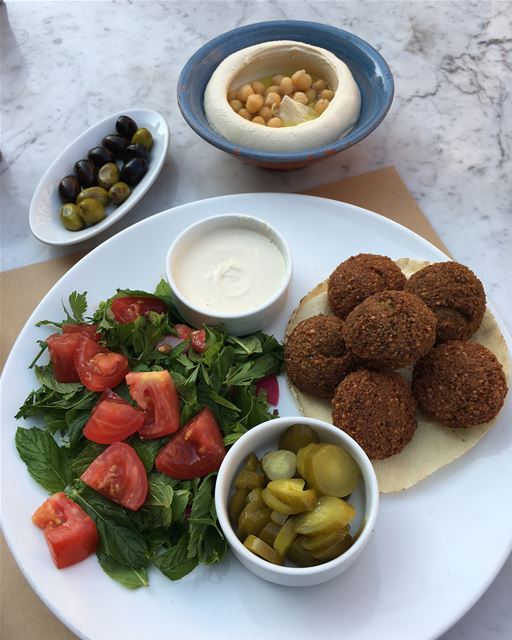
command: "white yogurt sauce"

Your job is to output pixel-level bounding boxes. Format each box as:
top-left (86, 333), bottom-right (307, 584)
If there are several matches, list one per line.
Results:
top-left (173, 226), bottom-right (287, 314)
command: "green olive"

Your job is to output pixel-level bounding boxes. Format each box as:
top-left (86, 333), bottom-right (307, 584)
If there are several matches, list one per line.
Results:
top-left (78, 198), bottom-right (106, 226)
top-left (109, 181), bottom-right (131, 204)
top-left (97, 162), bottom-right (120, 190)
top-left (76, 186), bottom-right (110, 207)
top-left (60, 203), bottom-right (84, 231)
top-left (131, 127), bottom-right (153, 149)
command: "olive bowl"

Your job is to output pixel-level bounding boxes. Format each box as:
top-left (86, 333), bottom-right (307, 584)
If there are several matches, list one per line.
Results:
top-left (29, 109), bottom-right (169, 246)
top-left (214, 416), bottom-right (379, 587)
top-left (178, 20), bottom-right (393, 170)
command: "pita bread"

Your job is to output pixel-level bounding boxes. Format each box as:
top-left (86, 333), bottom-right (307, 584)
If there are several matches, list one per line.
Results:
top-left (285, 259), bottom-right (511, 493)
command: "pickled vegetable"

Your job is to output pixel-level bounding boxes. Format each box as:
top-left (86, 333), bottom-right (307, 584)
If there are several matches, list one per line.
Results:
top-left (303, 443), bottom-right (360, 497)
top-left (238, 502), bottom-right (271, 538)
top-left (309, 533), bottom-right (353, 562)
top-left (228, 489), bottom-right (249, 523)
top-left (266, 478), bottom-right (317, 512)
top-left (273, 516), bottom-right (298, 556)
top-left (261, 449), bottom-right (296, 480)
top-left (261, 487), bottom-right (301, 515)
top-left (296, 443), bottom-right (318, 478)
top-left (300, 525), bottom-right (349, 552)
top-left (279, 424), bottom-right (320, 453)
top-left (287, 539), bottom-right (317, 567)
top-left (246, 488), bottom-right (263, 504)
top-left (234, 469), bottom-right (266, 490)
top-left (270, 510), bottom-right (288, 526)
top-left (294, 496), bottom-right (355, 536)
top-left (258, 522), bottom-right (281, 547)
top-left (244, 535), bottom-right (283, 565)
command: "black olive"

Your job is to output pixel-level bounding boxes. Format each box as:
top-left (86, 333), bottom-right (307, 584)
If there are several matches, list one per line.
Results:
top-left (124, 143), bottom-right (148, 161)
top-left (102, 134), bottom-right (129, 158)
top-left (87, 146), bottom-right (114, 168)
top-left (58, 175), bottom-right (81, 203)
top-left (120, 158), bottom-right (148, 186)
top-left (73, 159), bottom-right (97, 188)
top-left (116, 115), bottom-right (138, 140)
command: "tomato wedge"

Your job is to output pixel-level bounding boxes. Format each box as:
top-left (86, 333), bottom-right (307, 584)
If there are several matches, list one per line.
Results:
top-left (126, 370), bottom-right (180, 439)
top-left (111, 296), bottom-right (167, 324)
top-left (174, 324), bottom-right (207, 353)
top-left (75, 336), bottom-right (129, 392)
top-left (155, 408), bottom-right (226, 480)
top-left (32, 492), bottom-right (98, 568)
top-left (62, 323), bottom-right (101, 341)
top-left (46, 333), bottom-right (83, 382)
top-left (81, 442), bottom-right (148, 511)
top-left (83, 390), bottom-right (145, 444)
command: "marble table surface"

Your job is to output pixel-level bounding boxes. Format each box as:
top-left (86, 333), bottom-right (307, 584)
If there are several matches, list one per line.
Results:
top-left (1, 1), bottom-right (511, 639)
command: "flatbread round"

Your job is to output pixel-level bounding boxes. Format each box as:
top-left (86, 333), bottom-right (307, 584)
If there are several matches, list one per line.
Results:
top-left (285, 259), bottom-right (511, 493)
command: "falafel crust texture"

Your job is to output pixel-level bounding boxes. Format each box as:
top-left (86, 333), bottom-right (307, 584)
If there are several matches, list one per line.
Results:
top-left (327, 253), bottom-right (406, 320)
top-left (332, 370), bottom-right (417, 459)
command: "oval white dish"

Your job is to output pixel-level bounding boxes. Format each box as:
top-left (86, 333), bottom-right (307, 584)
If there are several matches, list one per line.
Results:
top-left (29, 108), bottom-right (169, 246)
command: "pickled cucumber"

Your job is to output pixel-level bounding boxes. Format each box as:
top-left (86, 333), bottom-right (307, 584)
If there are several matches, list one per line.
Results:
top-left (279, 423), bottom-right (320, 453)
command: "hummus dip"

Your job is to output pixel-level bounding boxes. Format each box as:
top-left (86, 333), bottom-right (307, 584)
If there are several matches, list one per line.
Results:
top-left (204, 40), bottom-right (361, 152)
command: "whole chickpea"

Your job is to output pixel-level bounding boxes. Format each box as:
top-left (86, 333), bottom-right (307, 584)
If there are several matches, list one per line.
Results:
top-left (237, 84), bottom-right (254, 102)
top-left (238, 108), bottom-right (252, 120)
top-left (320, 89), bottom-right (335, 101)
top-left (229, 99), bottom-right (243, 113)
top-left (292, 69), bottom-right (312, 91)
top-left (258, 105), bottom-right (273, 121)
top-left (272, 74), bottom-right (284, 85)
top-left (312, 79), bottom-right (327, 92)
top-left (292, 91), bottom-right (309, 105)
top-left (251, 116), bottom-right (266, 125)
top-left (265, 84), bottom-right (281, 96)
top-left (227, 89), bottom-right (237, 102)
top-left (314, 99), bottom-right (330, 115)
top-left (246, 93), bottom-right (265, 113)
top-left (251, 81), bottom-right (265, 95)
top-left (306, 88), bottom-right (317, 103)
top-left (267, 117), bottom-right (283, 128)
top-left (265, 92), bottom-right (281, 107)
top-left (279, 76), bottom-right (294, 95)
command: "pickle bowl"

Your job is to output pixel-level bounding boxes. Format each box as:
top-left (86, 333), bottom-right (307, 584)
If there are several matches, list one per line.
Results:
top-left (214, 416), bottom-right (379, 587)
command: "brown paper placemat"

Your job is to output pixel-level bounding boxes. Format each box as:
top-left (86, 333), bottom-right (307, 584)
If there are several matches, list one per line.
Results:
top-left (0, 166), bottom-right (449, 640)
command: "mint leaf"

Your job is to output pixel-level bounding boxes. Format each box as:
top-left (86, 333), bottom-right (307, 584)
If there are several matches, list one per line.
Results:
top-left (70, 441), bottom-right (106, 477)
top-left (67, 291), bottom-right (88, 323)
top-left (66, 482), bottom-right (148, 568)
top-left (15, 427), bottom-right (72, 493)
top-left (97, 553), bottom-right (149, 589)
top-left (132, 472), bottom-right (175, 531)
top-left (34, 366), bottom-right (84, 395)
top-left (153, 534), bottom-right (198, 581)
top-left (129, 436), bottom-right (168, 473)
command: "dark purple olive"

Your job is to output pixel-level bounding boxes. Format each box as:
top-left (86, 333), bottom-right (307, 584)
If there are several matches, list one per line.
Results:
top-left (124, 143), bottom-right (148, 161)
top-left (73, 159), bottom-right (97, 188)
top-left (116, 115), bottom-right (138, 140)
top-left (102, 134), bottom-right (129, 158)
top-left (120, 158), bottom-right (148, 186)
top-left (58, 175), bottom-right (81, 203)
top-left (87, 146), bottom-right (114, 168)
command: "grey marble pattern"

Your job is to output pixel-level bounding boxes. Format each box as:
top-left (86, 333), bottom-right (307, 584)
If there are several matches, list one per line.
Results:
top-left (0, 1), bottom-right (511, 638)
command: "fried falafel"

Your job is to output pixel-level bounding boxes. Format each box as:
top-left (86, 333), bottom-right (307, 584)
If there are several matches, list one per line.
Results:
top-left (327, 253), bottom-right (407, 320)
top-left (343, 290), bottom-right (437, 369)
top-left (332, 369), bottom-right (417, 459)
top-left (284, 315), bottom-right (356, 399)
top-left (412, 340), bottom-right (508, 428)
top-left (405, 261), bottom-right (486, 343)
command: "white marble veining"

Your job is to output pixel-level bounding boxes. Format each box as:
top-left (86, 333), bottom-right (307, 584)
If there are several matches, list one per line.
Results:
top-left (0, 1), bottom-right (511, 638)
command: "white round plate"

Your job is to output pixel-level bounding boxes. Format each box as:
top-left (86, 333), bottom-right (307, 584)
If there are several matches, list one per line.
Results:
top-left (29, 108), bottom-right (169, 246)
top-left (2, 193), bottom-right (511, 640)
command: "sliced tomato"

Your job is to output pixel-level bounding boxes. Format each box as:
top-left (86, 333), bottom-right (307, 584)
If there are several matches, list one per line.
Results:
top-left (62, 323), bottom-right (101, 341)
top-left (111, 296), bottom-right (167, 324)
top-left (126, 370), bottom-right (180, 439)
top-left (190, 329), bottom-right (207, 353)
top-left (81, 442), bottom-right (148, 510)
top-left (83, 390), bottom-right (145, 444)
top-left (32, 492), bottom-right (98, 569)
top-left (46, 333), bottom-right (83, 383)
top-left (174, 324), bottom-right (206, 353)
top-left (255, 375), bottom-right (279, 406)
top-left (155, 408), bottom-right (226, 480)
top-left (75, 336), bottom-right (129, 392)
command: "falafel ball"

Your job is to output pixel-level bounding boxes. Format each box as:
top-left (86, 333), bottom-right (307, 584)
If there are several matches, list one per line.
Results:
top-left (285, 315), bottom-right (356, 399)
top-left (328, 253), bottom-right (407, 320)
top-left (412, 340), bottom-right (508, 428)
top-left (405, 261), bottom-right (486, 343)
top-left (332, 369), bottom-right (417, 459)
top-left (343, 290), bottom-right (437, 369)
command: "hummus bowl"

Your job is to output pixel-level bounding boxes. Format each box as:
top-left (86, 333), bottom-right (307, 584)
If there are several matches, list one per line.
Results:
top-left (178, 20), bottom-right (393, 169)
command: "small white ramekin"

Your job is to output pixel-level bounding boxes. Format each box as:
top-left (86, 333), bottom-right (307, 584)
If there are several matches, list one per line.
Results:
top-left (166, 214), bottom-right (292, 336)
top-left (214, 416), bottom-right (379, 587)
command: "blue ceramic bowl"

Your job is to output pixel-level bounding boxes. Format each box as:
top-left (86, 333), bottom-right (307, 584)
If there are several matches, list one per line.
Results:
top-left (177, 20), bottom-right (394, 170)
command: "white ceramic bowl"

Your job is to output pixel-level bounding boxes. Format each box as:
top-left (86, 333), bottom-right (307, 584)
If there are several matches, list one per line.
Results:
top-left (166, 214), bottom-right (292, 336)
top-left (215, 416), bottom-right (379, 587)
top-left (29, 108), bottom-right (169, 246)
